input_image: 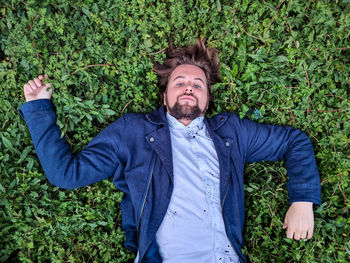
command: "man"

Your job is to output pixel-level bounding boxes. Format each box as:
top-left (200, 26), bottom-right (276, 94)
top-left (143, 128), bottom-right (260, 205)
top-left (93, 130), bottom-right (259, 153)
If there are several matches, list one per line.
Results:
top-left (20, 39), bottom-right (321, 262)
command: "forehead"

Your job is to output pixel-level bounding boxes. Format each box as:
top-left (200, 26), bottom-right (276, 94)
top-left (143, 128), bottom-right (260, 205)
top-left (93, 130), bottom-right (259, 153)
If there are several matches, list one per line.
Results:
top-left (169, 64), bottom-right (206, 82)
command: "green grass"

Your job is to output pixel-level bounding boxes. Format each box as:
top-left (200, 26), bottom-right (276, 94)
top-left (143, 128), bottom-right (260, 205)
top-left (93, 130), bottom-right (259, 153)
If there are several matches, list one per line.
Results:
top-left (1, 0), bottom-right (349, 262)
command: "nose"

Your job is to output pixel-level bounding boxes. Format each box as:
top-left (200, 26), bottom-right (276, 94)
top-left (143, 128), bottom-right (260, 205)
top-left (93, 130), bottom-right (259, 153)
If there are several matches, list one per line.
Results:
top-left (184, 83), bottom-right (192, 93)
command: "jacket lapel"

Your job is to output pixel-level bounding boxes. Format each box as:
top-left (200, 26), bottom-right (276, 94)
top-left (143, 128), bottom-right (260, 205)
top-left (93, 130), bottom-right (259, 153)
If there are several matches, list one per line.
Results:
top-left (145, 128), bottom-right (173, 181)
top-left (145, 107), bottom-right (174, 181)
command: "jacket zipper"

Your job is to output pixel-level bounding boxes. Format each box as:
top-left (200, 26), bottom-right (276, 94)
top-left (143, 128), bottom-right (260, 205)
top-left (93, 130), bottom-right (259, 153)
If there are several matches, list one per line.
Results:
top-left (222, 183), bottom-right (244, 263)
top-left (221, 183), bottom-right (230, 210)
top-left (137, 153), bottom-right (157, 244)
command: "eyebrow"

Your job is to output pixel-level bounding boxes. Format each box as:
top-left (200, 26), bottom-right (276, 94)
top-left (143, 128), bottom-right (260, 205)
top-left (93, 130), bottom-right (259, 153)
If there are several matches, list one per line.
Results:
top-left (173, 76), bottom-right (205, 85)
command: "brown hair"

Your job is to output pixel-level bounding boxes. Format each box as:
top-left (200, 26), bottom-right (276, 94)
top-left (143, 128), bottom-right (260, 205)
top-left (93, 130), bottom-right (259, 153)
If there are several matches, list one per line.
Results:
top-left (153, 38), bottom-right (221, 112)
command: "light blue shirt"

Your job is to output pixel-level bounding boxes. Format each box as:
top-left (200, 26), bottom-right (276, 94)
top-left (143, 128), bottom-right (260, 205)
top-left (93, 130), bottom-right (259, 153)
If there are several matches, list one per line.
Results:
top-left (154, 113), bottom-right (239, 263)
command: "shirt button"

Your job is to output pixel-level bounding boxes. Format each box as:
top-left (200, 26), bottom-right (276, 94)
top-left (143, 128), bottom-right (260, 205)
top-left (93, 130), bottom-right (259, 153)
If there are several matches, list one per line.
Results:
top-left (149, 137), bottom-right (155, 142)
top-left (225, 141), bottom-right (230, 147)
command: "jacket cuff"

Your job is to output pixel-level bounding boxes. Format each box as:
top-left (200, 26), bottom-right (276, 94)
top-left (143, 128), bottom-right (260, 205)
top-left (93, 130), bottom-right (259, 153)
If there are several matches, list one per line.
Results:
top-left (288, 183), bottom-right (321, 205)
top-left (18, 99), bottom-right (53, 120)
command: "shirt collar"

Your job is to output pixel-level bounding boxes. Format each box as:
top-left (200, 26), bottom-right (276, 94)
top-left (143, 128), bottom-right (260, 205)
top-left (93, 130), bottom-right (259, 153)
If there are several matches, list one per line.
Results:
top-left (166, 112), bottom-right (204, 137)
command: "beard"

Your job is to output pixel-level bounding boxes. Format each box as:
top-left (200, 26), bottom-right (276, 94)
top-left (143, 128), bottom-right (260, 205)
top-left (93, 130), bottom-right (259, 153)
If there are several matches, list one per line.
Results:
top-left (166, 94), bottom-right (207, 121)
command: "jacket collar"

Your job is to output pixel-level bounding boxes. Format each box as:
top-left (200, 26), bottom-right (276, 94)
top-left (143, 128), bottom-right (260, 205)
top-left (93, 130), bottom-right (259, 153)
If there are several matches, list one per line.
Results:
top-left (205, 114), bottom-right (228, 131)
top-left (146, 106), bottom-right (228, 131)
top-left (145, 107), bottom-right (168, 126)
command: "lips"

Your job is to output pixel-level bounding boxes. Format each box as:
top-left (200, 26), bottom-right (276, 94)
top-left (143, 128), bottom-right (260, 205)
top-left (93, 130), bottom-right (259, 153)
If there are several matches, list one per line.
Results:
top-left (179, 95), bottom-right (196, 102)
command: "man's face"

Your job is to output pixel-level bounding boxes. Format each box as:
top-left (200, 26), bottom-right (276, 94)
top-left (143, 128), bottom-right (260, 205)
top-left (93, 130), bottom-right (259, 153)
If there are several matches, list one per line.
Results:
top-left (164, 64), bottom-right (209, 122)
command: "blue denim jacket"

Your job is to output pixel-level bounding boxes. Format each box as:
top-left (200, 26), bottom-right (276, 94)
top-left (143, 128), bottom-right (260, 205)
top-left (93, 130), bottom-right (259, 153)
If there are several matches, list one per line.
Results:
top-left (19, 99), bottom-right (321, 263)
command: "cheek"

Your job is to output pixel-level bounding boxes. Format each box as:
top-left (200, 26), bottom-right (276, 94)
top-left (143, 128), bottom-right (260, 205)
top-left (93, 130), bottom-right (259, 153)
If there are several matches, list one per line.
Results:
top-left (199, 93), bottom-right (209, 104)
top-left (166, 89), bottom-right (179, 103)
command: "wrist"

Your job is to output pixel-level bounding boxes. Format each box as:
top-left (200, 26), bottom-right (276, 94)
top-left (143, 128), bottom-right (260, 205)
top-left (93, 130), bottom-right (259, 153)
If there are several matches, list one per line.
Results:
top-left (291, 201), bottom-right (313, 207)
top-left (25, 95), bottom-right (52, 102)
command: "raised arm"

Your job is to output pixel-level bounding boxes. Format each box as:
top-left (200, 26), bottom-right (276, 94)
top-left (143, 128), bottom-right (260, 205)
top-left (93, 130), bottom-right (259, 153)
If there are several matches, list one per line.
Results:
top-left (20, 75), bottom-right (123, 189)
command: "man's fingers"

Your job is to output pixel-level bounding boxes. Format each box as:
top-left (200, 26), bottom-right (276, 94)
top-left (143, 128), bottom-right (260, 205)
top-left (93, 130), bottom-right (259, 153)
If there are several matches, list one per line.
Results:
top-left (28, 80), bottom-right (38, 90)
top-left (24, 83), bottom-right (32, 93)
top-left (307, 228), bottom-right (314, 239)
top-left (294, 232), bottom-right (301, 240)
top-left (285, 227), bottom-right (314, 241)
top-left (38, 74), bottom-right (48, 80)
top-left (34, 78), bottom-right (42, 87)
top-left (38, 75), bottom-right (51, 89)
top-left (25, 77), bottom-right (52, 93)
top-left (286, 228), bottom-right (294, 239)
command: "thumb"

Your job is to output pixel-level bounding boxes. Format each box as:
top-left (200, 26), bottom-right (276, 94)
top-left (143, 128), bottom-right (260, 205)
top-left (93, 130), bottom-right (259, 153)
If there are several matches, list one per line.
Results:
top-left (42, 83), bottom-right (52, 90)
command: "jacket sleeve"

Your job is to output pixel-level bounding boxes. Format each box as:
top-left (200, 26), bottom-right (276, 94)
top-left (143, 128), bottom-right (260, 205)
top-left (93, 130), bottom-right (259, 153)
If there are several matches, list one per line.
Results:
top-left (238, 116), bottom-right (321, 205)
top-left (18, 99), bottom-right (124, 189)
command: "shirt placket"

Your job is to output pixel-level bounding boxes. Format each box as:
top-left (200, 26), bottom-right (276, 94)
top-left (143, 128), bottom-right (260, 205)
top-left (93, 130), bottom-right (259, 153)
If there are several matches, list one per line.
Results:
top-left (192, 132), bottom-right (237, 263)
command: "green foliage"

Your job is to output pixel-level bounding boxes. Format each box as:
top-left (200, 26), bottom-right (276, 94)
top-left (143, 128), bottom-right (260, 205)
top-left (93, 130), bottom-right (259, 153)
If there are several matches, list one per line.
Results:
top-left (1, 0), bottom-right (349, 262)
top-left (0, 171), bottom-right (132, 262)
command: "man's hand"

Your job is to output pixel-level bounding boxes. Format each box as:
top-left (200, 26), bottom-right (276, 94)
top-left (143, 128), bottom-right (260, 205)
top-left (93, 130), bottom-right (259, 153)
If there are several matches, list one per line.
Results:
top-left (24, 75), bottom-right (52, 102)
top-left (283, 201), bottom-right (314, 240)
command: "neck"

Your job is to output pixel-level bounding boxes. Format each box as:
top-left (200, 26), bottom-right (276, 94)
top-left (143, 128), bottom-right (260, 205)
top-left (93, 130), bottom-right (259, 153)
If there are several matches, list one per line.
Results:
top-left (177, 118), bottom-right (193, 126)
top-left (176, 114), bottom-right (205, 126)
